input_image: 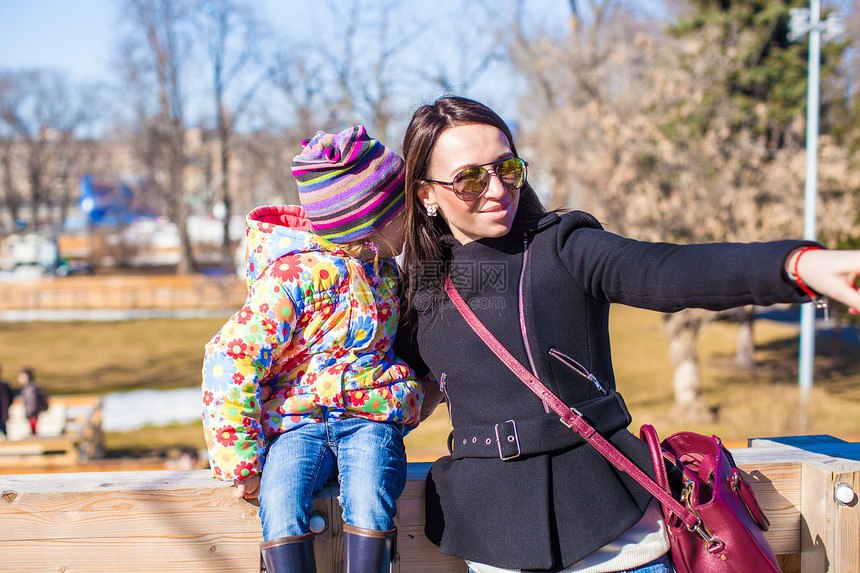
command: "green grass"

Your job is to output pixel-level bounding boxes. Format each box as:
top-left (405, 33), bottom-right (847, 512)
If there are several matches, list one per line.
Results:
top-left (4, 308), bottom-right (860, 461)
top-left (0, 317), bottom-right (226, 394)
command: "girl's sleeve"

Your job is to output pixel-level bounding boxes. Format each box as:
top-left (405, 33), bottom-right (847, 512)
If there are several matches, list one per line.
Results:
top-left (554, 211), bottom-right (814, 311)
top-left (202, 274), bottom-right (297, 481)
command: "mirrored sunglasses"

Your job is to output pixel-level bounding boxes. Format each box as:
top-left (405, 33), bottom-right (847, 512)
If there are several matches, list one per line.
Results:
top-left (424, 157), bottom-right (528, 201)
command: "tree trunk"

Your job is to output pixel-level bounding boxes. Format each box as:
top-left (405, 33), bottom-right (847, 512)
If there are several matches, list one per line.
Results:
top-left (735, 306), bottom-right (756, 369)
top-left (1, 151), bottom-right (22, 227)
top-left (27, 147), bottom-right (45, 229)
top-left (218, 106), bottom-right (233, 269)
top-left (663, 309), bottom-right (715, 423)
top-left (169, 132), bottom-right (195, 276)
top-left (175, 209), bottom-right (196, 275)
top-left (171, 160), bottom-right (195, 275)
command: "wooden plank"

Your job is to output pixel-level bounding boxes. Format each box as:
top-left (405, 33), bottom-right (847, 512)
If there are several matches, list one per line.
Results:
top-left (0, 467), bottom-right (464, 572)
top-left (0, 476), bottom-right (338, 573)
top-left (3, 444), bottom-right (859, 572)
top-left (398, 464), bottom-right (468, 572)
top-left (3, 538), bottom-right (260, 573)
top-left (736, 459), bottom-right (802, 555)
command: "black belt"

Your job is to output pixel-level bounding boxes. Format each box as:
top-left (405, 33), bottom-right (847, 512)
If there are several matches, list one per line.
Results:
top-left (448, 392), bottom-right (631, 461)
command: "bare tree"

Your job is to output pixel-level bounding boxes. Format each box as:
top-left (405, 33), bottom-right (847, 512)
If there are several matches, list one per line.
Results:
top-left (118, 0), bottom-right (197, 273)
top-left (199, 0), bottom-right (273, 267)
top-left (0, 69), bottom-right (96, 230)
top-left (270, 0), bottom-right (444, 143)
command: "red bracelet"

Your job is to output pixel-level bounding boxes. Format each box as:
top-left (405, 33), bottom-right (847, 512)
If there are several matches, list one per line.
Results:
top-left (793, 246), bottom-right (823, 302)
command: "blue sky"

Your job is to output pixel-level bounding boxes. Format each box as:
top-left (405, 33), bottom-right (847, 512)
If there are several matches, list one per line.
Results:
top-left (0, 0), bottom-right (540, 130)
top-left (0, 0), bottom-right (581, 85)
top-left (0, 0), bottom-right (119, 82)
top-left (2, 0), bottom-right (670, 135)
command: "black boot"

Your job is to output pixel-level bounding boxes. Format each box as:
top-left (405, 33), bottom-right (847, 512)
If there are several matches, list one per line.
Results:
top-left (259, 533), bottom-right (316, 573)
top-left (343, 524), bottom-right (396, 573)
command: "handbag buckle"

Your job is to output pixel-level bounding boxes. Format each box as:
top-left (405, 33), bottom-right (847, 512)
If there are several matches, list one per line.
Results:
top-left (494, 420), bottom-right (521, 461)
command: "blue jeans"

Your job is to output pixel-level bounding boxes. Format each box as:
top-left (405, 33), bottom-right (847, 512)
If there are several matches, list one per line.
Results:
top-left (258, 416), bottom-right (407, 541)
top-left (626, 553), bottom-right (675, 573)
top-left (466, 552), bottom-right (674, 573)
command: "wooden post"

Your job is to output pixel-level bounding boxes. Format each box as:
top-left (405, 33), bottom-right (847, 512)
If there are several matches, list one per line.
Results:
top-left (800, 458), bottom-right (860, 572)
top-left (748, 435), bottom-right (860, 572)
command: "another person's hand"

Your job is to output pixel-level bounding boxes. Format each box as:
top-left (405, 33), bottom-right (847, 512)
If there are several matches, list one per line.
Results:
top-left (259, 384), bottom-right (273, 402)
top-left (790, 248), bottom-right (860, 313)
top-left (234, 473), bottom-right (262, 499)
top-left (420, 379), bottom-right (444, 421)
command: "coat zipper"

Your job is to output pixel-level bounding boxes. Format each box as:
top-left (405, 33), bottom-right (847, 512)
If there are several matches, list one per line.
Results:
top-left (439, 372), bottom-right (452, 424)
top-left (548, 347), bottom-right (609, 395)
top-left (518, 233), bottom-right (550, 412)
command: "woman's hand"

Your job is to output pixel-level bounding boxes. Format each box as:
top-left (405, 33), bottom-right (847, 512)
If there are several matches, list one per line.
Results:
top-left (790, 249), bottom-right (860, 313)
top-left (234, 473), bottom-right (262, 499)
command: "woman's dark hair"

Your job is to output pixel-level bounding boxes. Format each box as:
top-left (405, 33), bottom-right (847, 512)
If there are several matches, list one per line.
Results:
top-left (400, 95), bottom-right (547, 310)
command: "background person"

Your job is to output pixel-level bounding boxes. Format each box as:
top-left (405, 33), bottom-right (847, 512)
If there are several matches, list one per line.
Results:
top-left (0, 366), bottom-right (13, 438)
top-left (396, 95), bottom-right (860, 573)
top-left (18, 368), bottom-right (48, 436)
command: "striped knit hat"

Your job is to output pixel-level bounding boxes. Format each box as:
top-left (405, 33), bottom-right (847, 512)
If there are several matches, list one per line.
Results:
top-left (291, 126), bottom-right (405, 243)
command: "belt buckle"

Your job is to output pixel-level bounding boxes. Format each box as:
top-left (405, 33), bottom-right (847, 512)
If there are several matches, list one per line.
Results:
top-left (494, 419), bottom-right (521, 461)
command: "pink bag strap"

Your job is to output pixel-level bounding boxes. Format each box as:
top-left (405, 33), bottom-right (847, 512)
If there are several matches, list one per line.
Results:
top-left (443, 276), bottom-right (698, 529)
top-left (640, 424), bottom-right (671, 492)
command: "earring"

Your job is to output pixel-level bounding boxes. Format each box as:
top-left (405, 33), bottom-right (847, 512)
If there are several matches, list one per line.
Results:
top-left (426, 204), bottom-right (438, 217)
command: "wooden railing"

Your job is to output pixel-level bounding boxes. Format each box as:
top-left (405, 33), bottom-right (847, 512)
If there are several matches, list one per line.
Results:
top-left (1, 435), bottom-right (858, 572)
top-left (0, 275), bottom-right (246, 312)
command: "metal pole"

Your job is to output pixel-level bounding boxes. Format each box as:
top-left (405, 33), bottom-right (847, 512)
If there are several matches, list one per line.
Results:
top-left (798, 0), bottom-right (821, 422)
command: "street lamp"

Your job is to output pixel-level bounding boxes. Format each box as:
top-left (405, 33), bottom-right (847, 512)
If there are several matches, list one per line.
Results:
top-left (787, 1), bottom-right (843, 422)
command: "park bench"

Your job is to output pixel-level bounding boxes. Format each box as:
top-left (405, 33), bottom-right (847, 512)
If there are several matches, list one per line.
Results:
top-left (0, 395), bottom-right (104, 469)
top-left (1, 434), bottom-right (858, 572)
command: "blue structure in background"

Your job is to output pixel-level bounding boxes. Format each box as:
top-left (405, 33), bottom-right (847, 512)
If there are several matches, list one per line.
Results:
top-left (78, 175), bottom-right (155, 226)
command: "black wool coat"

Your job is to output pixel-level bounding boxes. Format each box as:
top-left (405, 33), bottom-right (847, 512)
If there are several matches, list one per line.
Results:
top-left (401, 211), bottom-right (813, 572)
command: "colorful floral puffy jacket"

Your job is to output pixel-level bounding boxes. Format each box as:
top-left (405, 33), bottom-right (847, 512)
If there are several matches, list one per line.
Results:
top-left (202, 205), bottom-right (423, 481)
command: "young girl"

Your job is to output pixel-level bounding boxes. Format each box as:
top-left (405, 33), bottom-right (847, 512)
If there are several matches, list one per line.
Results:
top-left (202, 126), bottom-right (425, 573)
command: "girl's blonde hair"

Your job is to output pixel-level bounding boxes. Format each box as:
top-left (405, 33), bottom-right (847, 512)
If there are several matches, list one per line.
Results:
top-left (335, 232), bottom-right (399, 276)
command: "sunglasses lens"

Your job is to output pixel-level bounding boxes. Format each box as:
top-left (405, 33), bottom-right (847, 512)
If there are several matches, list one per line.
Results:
top-left (497, 158), bottom-right (526, 190)
top-left (453, 168), bottom-right (490, 200)
top-left (448, 158), bottom-right (527, 200)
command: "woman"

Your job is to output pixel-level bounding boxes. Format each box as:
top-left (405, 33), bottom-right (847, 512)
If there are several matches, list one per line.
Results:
top-left (397, 95), bottom-right (860, 573)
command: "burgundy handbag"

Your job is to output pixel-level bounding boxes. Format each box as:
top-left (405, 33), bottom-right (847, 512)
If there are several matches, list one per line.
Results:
top-left (444, 276), bottom-right (781, 573)
top-left (639, 425), bottom-right (779, 573)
